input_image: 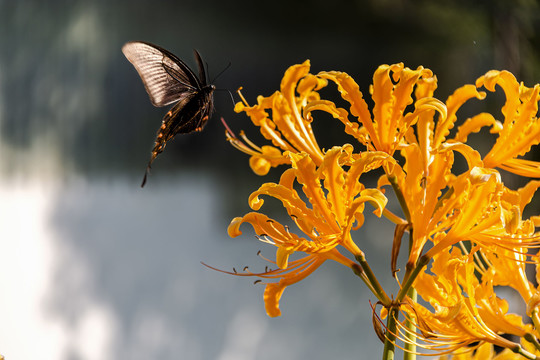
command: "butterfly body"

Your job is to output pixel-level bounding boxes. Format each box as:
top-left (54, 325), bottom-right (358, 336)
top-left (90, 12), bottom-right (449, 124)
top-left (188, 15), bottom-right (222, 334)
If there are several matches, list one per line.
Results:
top-left (122, 41), bottom-right (215, 187)
top-left (149, 83), bottom-right (215, 166)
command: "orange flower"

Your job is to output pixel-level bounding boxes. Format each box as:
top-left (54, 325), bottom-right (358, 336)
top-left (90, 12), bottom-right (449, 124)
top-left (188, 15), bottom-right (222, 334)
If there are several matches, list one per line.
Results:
top-left (231, 61), bottom-right (326, 175)
top-left (227, 146), bottom-right (388, 316)
top-left (318, 63), bottom-right (446, 156)
top-left (224, 59), bottom-right (540, 359)
top-left (475, 71), bottom-right (540, 177)
top-left (403, 248), bottom-right (531, 354)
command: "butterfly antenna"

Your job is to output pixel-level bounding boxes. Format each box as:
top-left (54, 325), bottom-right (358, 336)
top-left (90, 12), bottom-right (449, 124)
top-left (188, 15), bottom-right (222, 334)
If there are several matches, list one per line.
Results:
top-left (211, 62), bottom-right (232, 83)
top-left (215, 88), bottom-right (237, 108)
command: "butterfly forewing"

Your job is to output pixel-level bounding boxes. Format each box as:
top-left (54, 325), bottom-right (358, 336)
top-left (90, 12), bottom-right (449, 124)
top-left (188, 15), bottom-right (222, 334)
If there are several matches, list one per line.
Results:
top-left (122, 41), bottom-right (201, 106)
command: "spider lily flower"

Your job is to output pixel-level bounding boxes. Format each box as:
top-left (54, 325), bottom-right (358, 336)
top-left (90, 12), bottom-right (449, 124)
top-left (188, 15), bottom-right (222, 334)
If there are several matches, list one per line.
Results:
top-left (478, 180), bottom-right (540, 312)
top-left (439, 172), bottom-right (540, 255)
top-left (224, 59), bottom-right (540, 359)
top-left (231, 61), bottom-right (326, 175)
top-left (317, 63), bottom-right (446, 157)
top-left (397, 165), bottom-right (540, 264)
top-left (382, 143), bottom-right (500, 265)
top-left (232, 62), bottom-right (447, 175)
top-left (479, 245), bottom-right (535, 318)
top-left (410, 69), bottom-right (540, 179)
top-left (227, 146), bottom-right (388, 316)
top-left (400, 248), bottom-right (532, 355)
top-left (381, 144), bottom-right (460, 265)
top-left (474, 71), bottom-right (540, 177)
top-left (423, 167), bottom-right (505, 257)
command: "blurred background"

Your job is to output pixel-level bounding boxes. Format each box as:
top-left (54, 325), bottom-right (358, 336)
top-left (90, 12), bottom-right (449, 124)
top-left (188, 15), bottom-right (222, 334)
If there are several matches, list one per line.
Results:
top-left (0, 0), bottom-right (539, 359)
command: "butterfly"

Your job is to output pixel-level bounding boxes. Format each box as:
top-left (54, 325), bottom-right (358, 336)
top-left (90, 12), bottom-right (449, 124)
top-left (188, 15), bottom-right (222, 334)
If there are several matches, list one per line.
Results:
top-left (122, 41), bottom-right (215, 187)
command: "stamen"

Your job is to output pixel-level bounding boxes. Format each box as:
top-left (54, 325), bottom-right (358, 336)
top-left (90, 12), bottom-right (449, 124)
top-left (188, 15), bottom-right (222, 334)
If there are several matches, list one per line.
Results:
top-left (236, 87), bottom-right (249, 106)
top-left (239, 131), bottom-right (264, 152)
top-left (256, 234), bottom-right (275, 245)
top-left (220, 117), bottom-right (237, 138)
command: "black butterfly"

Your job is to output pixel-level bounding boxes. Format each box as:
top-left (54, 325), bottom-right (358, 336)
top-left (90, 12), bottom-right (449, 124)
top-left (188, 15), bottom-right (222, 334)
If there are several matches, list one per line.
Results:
top-left (122, 41), bottom-right (215, 187)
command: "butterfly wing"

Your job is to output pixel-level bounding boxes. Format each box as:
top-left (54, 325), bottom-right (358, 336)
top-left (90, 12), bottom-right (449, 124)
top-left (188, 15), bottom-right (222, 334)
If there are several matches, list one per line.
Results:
top-left (122, 41), bottom-right (201, 106)
top-left (193, 49), bottom-right (208, 86)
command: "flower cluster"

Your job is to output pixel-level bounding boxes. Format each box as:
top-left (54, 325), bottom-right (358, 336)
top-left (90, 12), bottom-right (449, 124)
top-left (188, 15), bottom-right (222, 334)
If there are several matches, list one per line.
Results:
top-left (222, 60), bottom-right (540, 359)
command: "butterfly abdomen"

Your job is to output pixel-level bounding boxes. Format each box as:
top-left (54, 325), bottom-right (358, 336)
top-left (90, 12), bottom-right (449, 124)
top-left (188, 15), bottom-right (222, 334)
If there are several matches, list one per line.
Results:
top-left (148, 84), bottom-right (215, 162)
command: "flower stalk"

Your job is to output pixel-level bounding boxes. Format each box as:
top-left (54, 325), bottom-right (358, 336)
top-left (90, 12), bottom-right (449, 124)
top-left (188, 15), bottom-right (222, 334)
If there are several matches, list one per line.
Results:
top-left (383, 307), bottom-right (400, 360)
top-left (355, 254), bottom-right (392, 306)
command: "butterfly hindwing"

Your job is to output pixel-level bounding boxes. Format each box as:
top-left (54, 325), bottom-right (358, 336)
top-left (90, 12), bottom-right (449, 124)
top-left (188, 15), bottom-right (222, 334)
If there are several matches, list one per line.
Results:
top-left (193, 49), bottom-right (208, 88)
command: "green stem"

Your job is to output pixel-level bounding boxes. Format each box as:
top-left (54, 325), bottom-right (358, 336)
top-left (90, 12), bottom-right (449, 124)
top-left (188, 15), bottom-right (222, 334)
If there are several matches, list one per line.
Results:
top-left (351, 263), bottom-right (380, 301)
top-left (388, 174), bottom-right (411, 223)
top-left (397, 255), bottom-right (430, 303)
top-left (403, 231), bottom-right (417, 360)
top-left (524, 333), bottom-right (540, 353)
top-left (382, 307), bottom-right (399, 360)
top-left (513, 343), bottom-right (538, 360)
top-left (402, 286), bottom-right (417, 360)
top-left (532, 309), bottom-right (540, 333)
top-left (355, 254), bottom-right (392, 306)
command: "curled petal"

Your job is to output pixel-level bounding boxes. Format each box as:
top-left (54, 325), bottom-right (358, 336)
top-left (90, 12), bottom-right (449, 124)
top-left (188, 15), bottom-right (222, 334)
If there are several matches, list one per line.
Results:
top-left (304, 100), bottom-right (365, 142)
top-left (248, 190), bottom-right (266, 210)
top-left (516, 180), bottom-right (540, 212)
top-left (264, 283), bottom-right (286, 317)
top-left (231, 61), bottom-right (326, 174)
top-left (288, 152), bottom-right (339, 231)
top-left (320, 146), bottom-right (349, 224)
top-left (439, 142), bottom-right (483, 170)
top-left (454, 113), bottom-right (502, 144)
top-left (434, 84), bottom-right (487, 147)
top-left (317, 71), bottom-right (376, 147)
top-left (228, 217), bottom-right (245, 237)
